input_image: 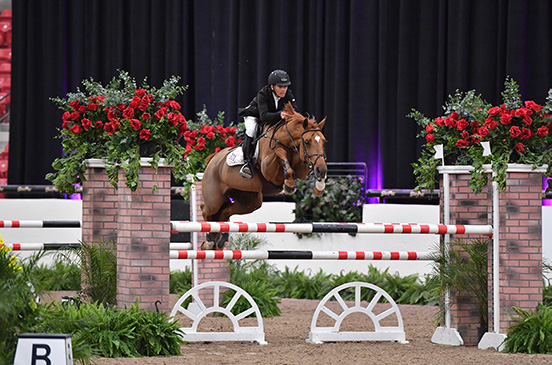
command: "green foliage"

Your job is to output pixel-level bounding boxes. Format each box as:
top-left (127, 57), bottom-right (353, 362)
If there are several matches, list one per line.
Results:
top-left (329, 270), bottom-right (373, 301)
top-left (293, 176), bottom-right (364, 238)
top-left (35, 300), bottom-right (184, 360)
top-left (65, 240), bottom-right (117, 306)
top-left (503, 304), bottom-right (552, 354)
top-left (410, 77), bottom-right (552, 193)
top-left (34, 258), bottom-right (81, 291)
top-left (272, 267), bottom-right (333, 300)
top-left (397, 274), bottom-right (440, 306)
top-left (127, 302), bottom-right (185, 357)
top-left (269, 264), bottom-right (437, 305)
top-left (222, 234), bottom-right (281, 317)
top-left (429, 238), bottom-right (489, 326)
top-left (544, 285), bottom-right (552, 307)
top-left (221, 274), bottom-right (282, 318)
top-left (380, 271), bottom-right (422, 302)
top-left (0, 248), bottom-right (45, 364)
top-left (170, 267), bottom-right (192, 295)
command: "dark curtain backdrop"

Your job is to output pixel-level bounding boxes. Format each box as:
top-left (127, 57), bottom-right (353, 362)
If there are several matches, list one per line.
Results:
top-left (9, 0), bottom-right (552, 190)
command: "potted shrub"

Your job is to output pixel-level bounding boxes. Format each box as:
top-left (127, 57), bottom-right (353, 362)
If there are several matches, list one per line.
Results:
top-left (409, 77), bottom-right (552, 193)
top-left (429, 238), bottom-right (489, 340)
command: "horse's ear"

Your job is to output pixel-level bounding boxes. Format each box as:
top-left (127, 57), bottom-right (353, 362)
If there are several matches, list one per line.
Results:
top-left (317, 117), bottom-right (326, 129)
top-left (303, 118), bottom-right (309, 129)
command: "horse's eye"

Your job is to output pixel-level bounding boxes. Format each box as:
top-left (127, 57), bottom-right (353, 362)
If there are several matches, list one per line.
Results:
top-left (305, 140), bottom-right (310, 145)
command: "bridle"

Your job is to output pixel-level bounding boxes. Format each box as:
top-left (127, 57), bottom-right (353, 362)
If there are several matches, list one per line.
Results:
top-left (299, 129), bottom-right (326, 172)
top-left (260, 120), bottom-right (326, 172)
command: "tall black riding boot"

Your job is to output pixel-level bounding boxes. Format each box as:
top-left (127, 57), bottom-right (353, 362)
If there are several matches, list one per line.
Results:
top-left (240, 135), bottom-right (255, 179)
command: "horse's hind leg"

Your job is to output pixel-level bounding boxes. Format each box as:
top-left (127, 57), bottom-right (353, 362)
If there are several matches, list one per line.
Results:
top-left (213, 191), bottom-right (262, 249)
top-left (200, 178), bottom-right (229, 249)
top-left (219, 190), bottom-right (263, 221)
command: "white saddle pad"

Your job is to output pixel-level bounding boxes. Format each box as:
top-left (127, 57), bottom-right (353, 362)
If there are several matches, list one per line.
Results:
top-left (226, 144), bottom-right (259, 167)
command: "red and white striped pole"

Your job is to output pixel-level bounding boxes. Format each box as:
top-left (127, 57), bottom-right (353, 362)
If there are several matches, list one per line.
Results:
top-left (170, 221), bottom-right (492, 235)
top-left (169, 250), bottom-right (433, 261)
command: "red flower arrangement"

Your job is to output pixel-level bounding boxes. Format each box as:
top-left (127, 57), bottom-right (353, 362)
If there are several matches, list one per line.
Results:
top-left (47, 70), bottom-right (192, 193)
top-left (182, 107), bottom-right (244, 180)
top-left (47, 71), bottom-right (245, 194)
top-left (410, 77), bottom-right (552, 193)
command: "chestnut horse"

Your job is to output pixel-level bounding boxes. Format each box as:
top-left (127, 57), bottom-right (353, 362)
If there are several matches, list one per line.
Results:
top-left (200, 102), bottom-right (327, 249)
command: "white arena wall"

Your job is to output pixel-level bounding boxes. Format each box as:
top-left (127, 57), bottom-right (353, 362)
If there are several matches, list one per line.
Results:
top-left (3, 199), bottom-right (551, 278)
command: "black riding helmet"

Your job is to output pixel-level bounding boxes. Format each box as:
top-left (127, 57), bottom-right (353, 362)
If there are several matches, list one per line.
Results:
top-left (268, 69), bottom-right (291, 86)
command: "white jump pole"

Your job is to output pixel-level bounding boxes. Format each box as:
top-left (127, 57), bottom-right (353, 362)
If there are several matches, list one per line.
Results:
top-left (478, 170), bottom-right (507, 350)
top-left (492, 176), bottom-right (500, 333)
top-left (431, 161), bottom-right (464, 346)
top-left (443, 171), bottom-right (451, 329)
top-left (190, 180), bottom-right (198, 288)
top-left (170, 221), bottom-right (492, 234)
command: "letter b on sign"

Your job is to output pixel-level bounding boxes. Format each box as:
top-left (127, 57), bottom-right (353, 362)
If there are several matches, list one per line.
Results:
top-left (31, 344), bottom-right (51, 364)
top-left (14, 333), bottom-right (73, 365)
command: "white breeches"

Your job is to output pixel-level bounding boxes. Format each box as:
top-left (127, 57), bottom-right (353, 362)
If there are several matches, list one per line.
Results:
top-left (244, 116), bottom-right (259, 138)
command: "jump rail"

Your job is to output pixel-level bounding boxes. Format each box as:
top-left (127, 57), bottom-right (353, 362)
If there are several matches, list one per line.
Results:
top-left (0, 220), bottom-right (81, 228)
top-left (1, 243), bottom-right (81, 250)
top-left (0, 219), bottom-right (493, 235)
top-left (170, 221), bottom-right (493, 235)
top-left (170, 250), bottom-right (432, 261)
top-left (2, 242), bottom-right (192, 251)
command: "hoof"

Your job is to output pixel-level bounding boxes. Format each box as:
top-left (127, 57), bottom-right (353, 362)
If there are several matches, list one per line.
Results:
top-left (200, 241), bottom-right (215, 250)
top-left (215, 233), bottom-right (229, 249)
top-left (283, 184), bottom-right (296, 195)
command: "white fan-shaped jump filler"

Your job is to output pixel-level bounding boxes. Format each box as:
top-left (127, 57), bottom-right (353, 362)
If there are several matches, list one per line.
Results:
top-left (307, 281), bottom-right (407, 344)
top-left (169, 281), bottom-right (267, 345)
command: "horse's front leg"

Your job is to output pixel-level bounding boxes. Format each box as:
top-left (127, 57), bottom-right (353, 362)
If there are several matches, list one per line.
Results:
top-left (281, 159), bottom-right (296, 194)
top-left (274, 148), bottom-right (296, 195)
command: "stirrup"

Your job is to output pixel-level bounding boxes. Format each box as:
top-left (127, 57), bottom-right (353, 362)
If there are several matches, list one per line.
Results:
top-left (240, 163), bottom-right (253, 179)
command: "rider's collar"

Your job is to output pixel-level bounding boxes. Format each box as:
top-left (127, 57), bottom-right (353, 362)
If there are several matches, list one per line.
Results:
top-left (272, 92), bottom-right (281, 108)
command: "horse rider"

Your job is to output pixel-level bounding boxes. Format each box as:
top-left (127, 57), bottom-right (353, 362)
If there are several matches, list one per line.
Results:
top-left (238, 69), bottom-right (299, 179)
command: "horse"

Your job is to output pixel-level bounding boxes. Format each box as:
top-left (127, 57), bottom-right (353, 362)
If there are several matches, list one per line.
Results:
top-left (200, 102), bottom-right (327, 249)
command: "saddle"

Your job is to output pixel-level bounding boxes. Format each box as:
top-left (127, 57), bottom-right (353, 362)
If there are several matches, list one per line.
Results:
top-left (226, 143), bottom-right (260, 167)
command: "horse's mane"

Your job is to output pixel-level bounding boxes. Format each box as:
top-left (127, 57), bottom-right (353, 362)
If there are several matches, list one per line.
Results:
top-left (283, 102), bottom-right (316, 128)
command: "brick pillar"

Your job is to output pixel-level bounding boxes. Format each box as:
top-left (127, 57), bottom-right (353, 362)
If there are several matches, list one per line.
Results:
top-left (191, 177), bottom-right (230, 306)
top-left (82, 165), bottom-right (118, 244)
top-left (495, 169), bottom-right (542, 331)
top-left (442, 165), bottom-right (543, 345)
top-left (441, 169), bottom-right (492, 345)
top-left (116, 164), bottom-right (172, 313)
